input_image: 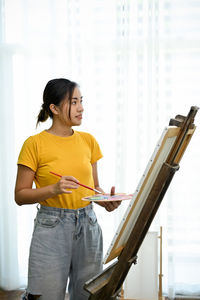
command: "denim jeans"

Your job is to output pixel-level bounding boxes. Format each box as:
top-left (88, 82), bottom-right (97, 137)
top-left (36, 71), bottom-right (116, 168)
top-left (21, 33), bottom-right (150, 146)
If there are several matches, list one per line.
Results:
top-left (22, 204), bottom-right (103, 300)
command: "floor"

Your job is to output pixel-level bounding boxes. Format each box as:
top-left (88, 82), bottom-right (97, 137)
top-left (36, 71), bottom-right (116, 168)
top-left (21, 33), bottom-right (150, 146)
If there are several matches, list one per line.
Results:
top-left (0, 290), bottom-right (69, 300)
top-left (0, 290), bottom-right (23, 300)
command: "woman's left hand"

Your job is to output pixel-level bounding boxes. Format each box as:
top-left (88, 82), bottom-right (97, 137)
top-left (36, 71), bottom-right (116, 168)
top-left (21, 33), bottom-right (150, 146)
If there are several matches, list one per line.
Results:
top-left (104, 186), bottom-right (122, 212)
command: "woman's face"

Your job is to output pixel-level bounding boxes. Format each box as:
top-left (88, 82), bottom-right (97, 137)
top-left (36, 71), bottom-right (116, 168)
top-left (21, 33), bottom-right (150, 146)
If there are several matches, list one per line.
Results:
top-left (58, 86), bottom-right (84, 127)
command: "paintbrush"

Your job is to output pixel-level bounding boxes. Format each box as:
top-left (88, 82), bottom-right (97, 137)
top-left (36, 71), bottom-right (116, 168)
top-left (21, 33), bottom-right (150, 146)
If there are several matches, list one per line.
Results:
top-left (50, 171), bottom-right (102, 194)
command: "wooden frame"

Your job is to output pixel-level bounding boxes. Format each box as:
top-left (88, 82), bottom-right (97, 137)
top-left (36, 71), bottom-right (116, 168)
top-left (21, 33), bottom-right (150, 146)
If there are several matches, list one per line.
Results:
top-left (84, 106), bottom-right (199, 300)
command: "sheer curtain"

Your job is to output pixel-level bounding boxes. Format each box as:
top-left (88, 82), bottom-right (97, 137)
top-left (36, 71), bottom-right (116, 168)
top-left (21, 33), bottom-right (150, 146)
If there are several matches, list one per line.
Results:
top-left (0, 0), bottom-right (200, 296)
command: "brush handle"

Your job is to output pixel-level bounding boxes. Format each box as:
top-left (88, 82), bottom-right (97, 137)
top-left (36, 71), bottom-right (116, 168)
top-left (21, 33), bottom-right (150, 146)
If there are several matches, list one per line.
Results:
top-left (50, 171), bottom-right (101, 194)
top-left (78, 182), bottom-right (101, 194)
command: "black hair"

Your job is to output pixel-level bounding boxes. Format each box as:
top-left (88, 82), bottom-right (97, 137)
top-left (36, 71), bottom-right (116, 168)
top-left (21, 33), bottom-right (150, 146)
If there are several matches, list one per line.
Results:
top-left (36, 78), bottom-right (78, 126)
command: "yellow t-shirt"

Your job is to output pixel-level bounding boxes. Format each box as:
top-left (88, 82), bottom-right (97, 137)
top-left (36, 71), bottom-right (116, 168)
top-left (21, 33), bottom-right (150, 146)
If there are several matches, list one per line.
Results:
top-left (17, 130), bottom-right (103, 209)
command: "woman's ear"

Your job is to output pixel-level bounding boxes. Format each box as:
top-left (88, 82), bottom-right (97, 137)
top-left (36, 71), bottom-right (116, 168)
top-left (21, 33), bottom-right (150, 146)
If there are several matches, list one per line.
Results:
top-left (49, 104), bottom-right (59, 115)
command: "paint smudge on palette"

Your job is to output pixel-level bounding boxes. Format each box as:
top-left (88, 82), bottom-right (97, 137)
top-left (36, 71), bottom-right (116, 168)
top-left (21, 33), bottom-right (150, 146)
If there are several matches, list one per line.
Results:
top-left (82, 194), bottom-right (133, 202)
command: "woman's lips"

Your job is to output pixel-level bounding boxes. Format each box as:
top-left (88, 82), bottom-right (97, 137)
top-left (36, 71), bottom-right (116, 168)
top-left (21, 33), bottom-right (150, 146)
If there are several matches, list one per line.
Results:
top-left (76, 114), bottom-right (83, 119)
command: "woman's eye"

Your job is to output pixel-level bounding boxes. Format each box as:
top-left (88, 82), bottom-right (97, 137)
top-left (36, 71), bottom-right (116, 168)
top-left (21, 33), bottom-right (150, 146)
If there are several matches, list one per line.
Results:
top-left (72, 101), bottom-right (76, 105)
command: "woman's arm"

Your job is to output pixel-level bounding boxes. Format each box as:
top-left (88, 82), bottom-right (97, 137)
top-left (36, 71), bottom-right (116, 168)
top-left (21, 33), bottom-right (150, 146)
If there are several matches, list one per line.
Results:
top-left (92, 162), bottom-right (105, 194)
top-left (92, 162), bottom-right (121, 212)
top-left (15, 164), bottom-right (79, 206)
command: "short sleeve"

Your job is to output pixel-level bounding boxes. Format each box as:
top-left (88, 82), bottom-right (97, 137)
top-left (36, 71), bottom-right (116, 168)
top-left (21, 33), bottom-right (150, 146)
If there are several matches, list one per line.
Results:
top-left (17, 136), bottom-right (39, 172)
top-left (90, 135), bottom-right (103, 164)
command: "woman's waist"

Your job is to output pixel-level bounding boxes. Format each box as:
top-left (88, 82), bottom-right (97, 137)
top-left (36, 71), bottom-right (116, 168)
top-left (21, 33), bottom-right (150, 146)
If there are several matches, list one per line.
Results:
top-left (38, 202), bottom-right (93, 217)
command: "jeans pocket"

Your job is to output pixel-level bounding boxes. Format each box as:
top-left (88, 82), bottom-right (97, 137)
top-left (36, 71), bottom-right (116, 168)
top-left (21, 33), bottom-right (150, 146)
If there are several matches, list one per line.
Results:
top-left (36, 213), bottom-right (60, 228)
top-left (87, 209), bottom-right (97, 226)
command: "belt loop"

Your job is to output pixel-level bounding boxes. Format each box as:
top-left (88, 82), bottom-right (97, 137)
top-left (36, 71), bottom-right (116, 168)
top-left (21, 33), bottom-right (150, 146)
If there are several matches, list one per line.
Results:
top-left (60, 209), bottom-right (64, 218)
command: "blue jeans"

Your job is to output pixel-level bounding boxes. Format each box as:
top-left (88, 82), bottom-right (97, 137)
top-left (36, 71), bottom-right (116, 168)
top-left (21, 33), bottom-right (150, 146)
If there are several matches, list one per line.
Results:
top-left (22, 204), bottom-right (103, 300)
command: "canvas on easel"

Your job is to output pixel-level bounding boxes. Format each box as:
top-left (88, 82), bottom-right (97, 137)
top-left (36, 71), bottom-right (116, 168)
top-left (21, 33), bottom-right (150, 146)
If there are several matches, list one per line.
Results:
top-left (103, 126), bottom-right (192, 264)
top-left (84, 106), bottom-right (199, 300)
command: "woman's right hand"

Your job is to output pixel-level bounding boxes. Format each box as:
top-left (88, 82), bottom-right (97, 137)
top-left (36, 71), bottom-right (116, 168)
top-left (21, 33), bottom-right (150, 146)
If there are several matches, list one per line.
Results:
top-left (53, 176), bottom-right (79, 195)
top-left (15, 165), bottom-right (80, 206)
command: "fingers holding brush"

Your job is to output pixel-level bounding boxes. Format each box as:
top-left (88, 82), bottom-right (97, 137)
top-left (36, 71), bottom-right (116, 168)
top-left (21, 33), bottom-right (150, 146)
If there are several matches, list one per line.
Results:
top-left (53, 176), bottom-right (79, 195)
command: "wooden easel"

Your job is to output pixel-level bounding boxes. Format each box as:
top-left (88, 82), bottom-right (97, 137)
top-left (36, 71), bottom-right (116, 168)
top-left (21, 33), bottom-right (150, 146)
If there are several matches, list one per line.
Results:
top-left (84, 106), bottom-right (199, 300)
top-left (158, 226), bottom-right (165, 300)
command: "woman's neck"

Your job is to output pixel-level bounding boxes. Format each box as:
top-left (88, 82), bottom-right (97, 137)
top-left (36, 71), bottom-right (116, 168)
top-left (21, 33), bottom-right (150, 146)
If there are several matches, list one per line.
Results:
top-left (46, 124), bottom-right (73, 137)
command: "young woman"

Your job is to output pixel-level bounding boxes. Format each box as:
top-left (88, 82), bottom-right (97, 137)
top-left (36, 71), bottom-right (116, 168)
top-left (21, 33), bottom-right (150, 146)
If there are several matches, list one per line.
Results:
top-left (15, 78), bottom-right (121, 300)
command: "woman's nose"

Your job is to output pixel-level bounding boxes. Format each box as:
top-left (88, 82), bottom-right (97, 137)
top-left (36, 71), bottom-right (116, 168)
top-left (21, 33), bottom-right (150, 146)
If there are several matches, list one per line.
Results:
top-left (77, 102), bottom-right (84, 112)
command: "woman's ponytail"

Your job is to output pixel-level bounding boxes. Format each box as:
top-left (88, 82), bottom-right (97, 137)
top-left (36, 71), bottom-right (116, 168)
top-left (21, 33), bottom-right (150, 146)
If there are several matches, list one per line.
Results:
top-left (36, 104), bottom-right (49, 127)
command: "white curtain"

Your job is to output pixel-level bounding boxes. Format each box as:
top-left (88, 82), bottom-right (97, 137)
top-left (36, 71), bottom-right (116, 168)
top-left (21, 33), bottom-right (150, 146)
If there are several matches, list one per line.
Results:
top-left (0, 0), bottom-right (200, 296)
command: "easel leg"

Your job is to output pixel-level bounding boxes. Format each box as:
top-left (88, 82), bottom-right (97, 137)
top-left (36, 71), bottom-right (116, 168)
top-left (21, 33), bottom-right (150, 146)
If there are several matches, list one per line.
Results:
top-left (158, 226), bottom-right (164, 300)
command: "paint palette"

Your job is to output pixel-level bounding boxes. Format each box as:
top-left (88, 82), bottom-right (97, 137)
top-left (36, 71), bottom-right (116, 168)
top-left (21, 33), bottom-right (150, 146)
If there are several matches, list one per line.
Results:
top-left (82, 193), bottom-right (133, 202)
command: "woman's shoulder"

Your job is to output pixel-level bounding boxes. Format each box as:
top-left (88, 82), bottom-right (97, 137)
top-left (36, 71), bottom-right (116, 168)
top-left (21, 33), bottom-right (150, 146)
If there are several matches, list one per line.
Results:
top-left (75, 130), bottom-right (96, 142)
top-left (75, 131), bottom-right (101, 153)
top-left (22, 131), bottom-right (46, 146)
